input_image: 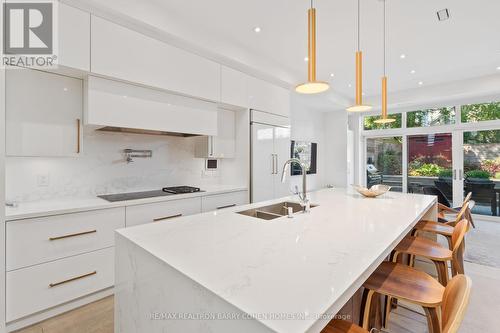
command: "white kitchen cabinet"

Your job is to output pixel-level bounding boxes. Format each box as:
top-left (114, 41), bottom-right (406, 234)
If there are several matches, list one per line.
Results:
top-left (86, 76), bottom-right (218, 136)
top-left (91, 16), bottom-right (220, 101)
top-left (201, 191), bottom-right (248, 212)
top-left (194, 109), bottom-right (235, 158)
top-left (220, 66), bottom-right (248, 107)
top-left (6, 247), bottom-right (114, 322)
top-left (6, 208), bottom-right (125, 271)
top-left (58, 3), bottom-right (90, 71)
top-left (125, 197), bottom-right (201, 227)
top-left (247, 76), bottom-right (290, 117)
top-left (6, 68), bottom-right (83, 157)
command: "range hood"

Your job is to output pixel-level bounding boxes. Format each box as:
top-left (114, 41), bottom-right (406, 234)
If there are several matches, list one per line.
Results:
top-left (86, 76), bottom-right (218, 137)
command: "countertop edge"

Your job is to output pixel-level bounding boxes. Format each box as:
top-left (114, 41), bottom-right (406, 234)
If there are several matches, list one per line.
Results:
top-left (6, 186), bottom-right (248, 221)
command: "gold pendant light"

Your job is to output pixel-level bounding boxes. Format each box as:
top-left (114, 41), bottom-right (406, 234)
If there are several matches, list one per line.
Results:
top-left (295, 0), bottom-right (329, 94)
top-left (346, 0), bottom-right (372, 112)
top-left (374, 0), bottom-right (395, 124)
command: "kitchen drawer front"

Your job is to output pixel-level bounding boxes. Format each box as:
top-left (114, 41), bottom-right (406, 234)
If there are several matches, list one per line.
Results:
top-left (126, 197), bottom-right (201, 227)
top-left (6, 247), bottom-right (114, 322)
top-left (201, 191), bottom-right (248, 212)
top-left (6, 207), bottom-right (125, 271)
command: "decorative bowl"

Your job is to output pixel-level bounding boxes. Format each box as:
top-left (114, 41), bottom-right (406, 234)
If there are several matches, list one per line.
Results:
top-left (353, 184), bottom-right (391, 198)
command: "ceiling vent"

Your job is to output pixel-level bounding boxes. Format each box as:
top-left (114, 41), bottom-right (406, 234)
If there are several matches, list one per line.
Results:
top-left (437, 8), bottom-right (450, 21)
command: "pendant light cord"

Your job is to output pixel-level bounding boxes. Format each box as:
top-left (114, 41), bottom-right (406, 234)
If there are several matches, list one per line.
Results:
top-left (357, 0), bottom-right (360, 51)
top-left (311, 0), bottom-right (313, 9)
top-left (383, 0), bottom-right (386, 76)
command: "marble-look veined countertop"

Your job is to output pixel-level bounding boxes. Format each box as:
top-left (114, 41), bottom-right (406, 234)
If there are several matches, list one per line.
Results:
top-left (5, 185), bottom-right (248, 221)
top-left (115, 188), bottom-right (436, 333)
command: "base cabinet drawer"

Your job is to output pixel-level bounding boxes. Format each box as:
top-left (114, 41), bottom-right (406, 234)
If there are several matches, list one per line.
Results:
top-left (6, 247), bottom-right (114, 322)
top-left (201, 191), bottom-right (248, 212)
top-left (126, 197), bottom-right (201, 227)
top-left (7, 207), bottom-right (125, 271)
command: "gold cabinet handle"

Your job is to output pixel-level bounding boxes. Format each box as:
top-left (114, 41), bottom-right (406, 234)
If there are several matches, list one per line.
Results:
top-left (76, 118), bottom-right (81, 153)
top-left (49, 229), bottom-right (97, 241)
top-left (216, 204), bottom-right (236, 210)
top-left (153, 213), bottom-right (182, 222)
top-left (49, 271), bottom-right (97, 288)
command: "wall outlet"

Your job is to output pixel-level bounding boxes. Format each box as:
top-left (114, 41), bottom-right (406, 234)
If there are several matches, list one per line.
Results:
top-left (37, 174), bottom-right (50, 187)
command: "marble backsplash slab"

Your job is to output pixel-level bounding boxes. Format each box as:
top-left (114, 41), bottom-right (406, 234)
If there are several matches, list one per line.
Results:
top-left (6, 129), bottom-right (226, 203)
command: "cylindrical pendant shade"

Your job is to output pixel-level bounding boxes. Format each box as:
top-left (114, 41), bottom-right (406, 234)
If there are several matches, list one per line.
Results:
top-left (374, 76), bottom-right (395, 124)
top-left (308, 8), bottom-right (316, 82)
top-left (346, 51), bottom-right (372, 112)
top-left (295, 5), bottom-right (329, 94)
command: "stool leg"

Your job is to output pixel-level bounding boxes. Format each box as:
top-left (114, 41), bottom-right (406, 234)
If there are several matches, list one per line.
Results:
top-left (361, 289), bottom-right (376, 330)
top-left (433, 260), bottom-right (449, 286)
top-left (383, 295), bottom-right (392, 328)
top-left (423, 307), bottom-right (441, 333)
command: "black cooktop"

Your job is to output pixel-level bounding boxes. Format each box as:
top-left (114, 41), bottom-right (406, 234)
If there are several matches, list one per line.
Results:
top-left (97, 186), bottom-right (202, 202)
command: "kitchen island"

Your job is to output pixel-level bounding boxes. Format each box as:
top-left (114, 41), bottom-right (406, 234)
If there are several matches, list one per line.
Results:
top-left (114, 188), bottom-right (436, 333)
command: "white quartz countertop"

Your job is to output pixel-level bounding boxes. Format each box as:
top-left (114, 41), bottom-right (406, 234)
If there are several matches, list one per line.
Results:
top-left (116, 188), bottom-right (436, 333)
top-left (5, 185), bottom-right (248, 221)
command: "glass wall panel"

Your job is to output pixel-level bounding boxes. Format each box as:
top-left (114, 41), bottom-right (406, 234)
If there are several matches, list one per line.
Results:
top-left (463, 129), bottom-right (500, 216)
top-left (407, 133), bottom-right (453, 202)
top-left (366, 137), bottom-right (403, 192)
top-left (406, 107), bottom-right (456, 128)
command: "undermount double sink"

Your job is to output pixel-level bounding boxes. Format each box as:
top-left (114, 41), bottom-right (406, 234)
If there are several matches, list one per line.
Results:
top-left (237, 201), bottom-right (318, 220)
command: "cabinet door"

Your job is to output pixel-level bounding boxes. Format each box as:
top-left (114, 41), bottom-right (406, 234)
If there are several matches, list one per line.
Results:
top-left (213, 109), bottom-right (235, 158)
top-left (273, 126), bottom-right (292, 198)
top-left (125, 198), bottom-right (201, 227)
top-left (201, 191), bottom-right (248, 212)
top-left (247, 76), bottom-right (290, 117)
top-left (221, 66), bottom-right (248, 107)
top-left (91, 16), bottom-right (220, 101)
top-left (6, 68), bottom-right (83, 157)
top-left (58, 3), bottom-right (90, 71)
top-left (251, 123), bottom-right (276, 203)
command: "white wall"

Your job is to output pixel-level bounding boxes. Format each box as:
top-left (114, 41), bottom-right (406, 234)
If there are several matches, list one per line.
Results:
top-left (5, 127), bottom-right (245, 203)
top-left (0, 67), bottom-right (7, 333)
top-left (324, 112), bottom-right (348, 188)
top-left (289, 97), bottom-right (349, 191)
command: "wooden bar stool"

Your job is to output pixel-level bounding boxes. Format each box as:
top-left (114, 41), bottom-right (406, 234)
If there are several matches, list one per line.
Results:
top-left (322, 273), bottom-right (471, 333)
top-left (393, 219), bottom-right (468, 286)
top-left (413, 197), bottom-right (470, 250)
top-left (362, 262), bottom-right (465, 333)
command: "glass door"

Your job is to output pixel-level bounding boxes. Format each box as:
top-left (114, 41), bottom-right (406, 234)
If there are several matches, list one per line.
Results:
top-left (461, 129), bottom-right (500, 217)
top-left (365, 137), bottom-right (403, 191)
top-left (407, 133), bottom-right (454, 203)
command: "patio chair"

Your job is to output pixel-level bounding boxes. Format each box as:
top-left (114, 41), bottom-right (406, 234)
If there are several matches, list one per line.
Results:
top-left (464, 179), bottom-right (497, 216)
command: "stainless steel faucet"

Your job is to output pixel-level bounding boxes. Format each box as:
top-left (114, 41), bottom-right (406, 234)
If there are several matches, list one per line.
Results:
top-left (281, 158), bottom-right (310, 212)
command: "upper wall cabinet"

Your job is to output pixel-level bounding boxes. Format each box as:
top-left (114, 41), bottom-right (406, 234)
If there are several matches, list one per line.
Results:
top-left (86, 76), bottom-right (218, 136)
top-left (58, 3), bottom-right (91, 71)
top-left (220, 66), bottom-right (248, 108)
top-left (247, 76), bottom-right (290, 117)
top-left (90, 16), bottom-right (221, 101)
top-left (6, 68), bottom-right (83, 157)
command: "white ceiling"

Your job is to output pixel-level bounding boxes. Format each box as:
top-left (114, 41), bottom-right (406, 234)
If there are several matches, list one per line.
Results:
top-left (76, 0), bottom-right (500, 110)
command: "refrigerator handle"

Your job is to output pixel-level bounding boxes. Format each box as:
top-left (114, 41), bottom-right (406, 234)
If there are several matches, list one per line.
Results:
top-left (271, 154), bottom-right (275, 175)
top-left (274, 154), bottom-right (278, 175)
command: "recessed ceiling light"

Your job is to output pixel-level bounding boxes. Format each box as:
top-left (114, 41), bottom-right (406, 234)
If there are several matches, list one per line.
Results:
top-left (348, 84), bottom-right (352, 88)
top-left (497, 66), bottom-right (500, 70)
top-left (63, 87), bottom-right (68, 91)
top-left (330, 73), bottom-right (335, 77)
top-left (253, 26), bottom-right (261, 33)
top-left (437, 9), bottom-right (450, 21)
top-left (304, 57), bottom-right (309, 62)
top-left (418, 81), bottom-right (423, 86)
top-left (400, 54), bottom-right (406, 59)
top-left (410, 70), bottom-right (416, 74)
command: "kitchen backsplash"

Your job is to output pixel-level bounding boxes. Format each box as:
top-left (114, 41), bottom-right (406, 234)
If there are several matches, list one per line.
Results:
top-left (6, 129), bottom-right (233, 203)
